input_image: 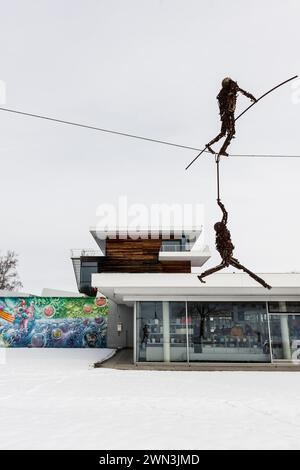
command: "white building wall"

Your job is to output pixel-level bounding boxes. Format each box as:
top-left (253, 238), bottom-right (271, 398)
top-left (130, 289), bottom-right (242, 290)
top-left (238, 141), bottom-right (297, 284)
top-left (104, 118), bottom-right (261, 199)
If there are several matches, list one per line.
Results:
top-left (107, 300), bottom-right (133, 349)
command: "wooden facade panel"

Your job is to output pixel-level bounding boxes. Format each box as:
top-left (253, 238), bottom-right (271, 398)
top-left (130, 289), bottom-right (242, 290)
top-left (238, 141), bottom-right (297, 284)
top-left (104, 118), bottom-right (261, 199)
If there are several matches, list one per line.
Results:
top-left (106, 239), bottom-right (162, 260)
top-left (98, 260), bottom-right (190, 273)
top-left (82, 238), bottom-right (191, 274)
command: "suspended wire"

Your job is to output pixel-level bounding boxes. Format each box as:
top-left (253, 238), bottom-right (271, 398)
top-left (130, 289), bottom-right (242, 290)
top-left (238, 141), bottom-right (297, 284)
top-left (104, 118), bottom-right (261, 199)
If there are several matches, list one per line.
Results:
top-left (0, 94), bottom-right (299, 159)
top-left (230, 154), bottom-right (300, 158)
top-left (216, 158), bottom-right (220, 200)
top-left (0, 105), bottom-right (202, 151)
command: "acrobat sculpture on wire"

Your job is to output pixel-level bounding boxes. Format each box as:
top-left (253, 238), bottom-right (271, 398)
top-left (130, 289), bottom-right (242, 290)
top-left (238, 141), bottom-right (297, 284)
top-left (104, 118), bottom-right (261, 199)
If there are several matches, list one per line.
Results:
top-left (198, 199), bottom-right (271, 289)
top-left (206, 77), bottom-right (257, 157)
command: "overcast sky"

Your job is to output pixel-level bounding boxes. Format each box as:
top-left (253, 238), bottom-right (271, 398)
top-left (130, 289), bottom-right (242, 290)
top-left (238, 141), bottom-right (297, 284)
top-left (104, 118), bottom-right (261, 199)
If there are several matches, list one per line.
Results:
top-left (0, 0), bottom-right (299, 294)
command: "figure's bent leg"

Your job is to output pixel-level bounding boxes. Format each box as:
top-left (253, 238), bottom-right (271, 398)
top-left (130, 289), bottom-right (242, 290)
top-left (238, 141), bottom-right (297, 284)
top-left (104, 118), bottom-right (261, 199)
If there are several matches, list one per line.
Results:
top-left (205, 144), bottom-right (216, 155)
top-left (218, 135), bottom-right (231, 157)
top-left (207, 131), bottom-right (226, 147)
top-left (198, 262), bottom-right (226, 283)
top-left (206, 121), bottom-right (226, 154)
top-left (218, 114), bottom-right (235, 157)
top-left (229, 258), bottom-right (271, 289)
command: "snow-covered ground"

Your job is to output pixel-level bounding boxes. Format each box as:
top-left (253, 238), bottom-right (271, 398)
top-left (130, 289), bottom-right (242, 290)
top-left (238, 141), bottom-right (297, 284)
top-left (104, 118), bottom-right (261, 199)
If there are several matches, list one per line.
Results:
top-left (0, 349), bottom-right (299, 450)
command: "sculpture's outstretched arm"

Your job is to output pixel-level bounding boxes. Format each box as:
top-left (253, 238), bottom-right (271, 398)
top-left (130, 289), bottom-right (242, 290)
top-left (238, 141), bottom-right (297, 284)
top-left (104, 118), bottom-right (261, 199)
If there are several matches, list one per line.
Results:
top-left (238, 86), bottom-right (257, 102)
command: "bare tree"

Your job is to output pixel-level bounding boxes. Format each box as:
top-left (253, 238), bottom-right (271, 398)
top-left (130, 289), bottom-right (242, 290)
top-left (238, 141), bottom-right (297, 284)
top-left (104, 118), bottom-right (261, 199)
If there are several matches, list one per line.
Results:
top-left (0, 251), bottom-right (22, 291)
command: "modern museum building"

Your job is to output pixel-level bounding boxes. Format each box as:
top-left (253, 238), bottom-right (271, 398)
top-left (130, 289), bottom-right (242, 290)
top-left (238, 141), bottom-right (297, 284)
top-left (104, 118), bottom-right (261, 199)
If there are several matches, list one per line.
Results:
top-left (71, 226), bottom-right (300, 364)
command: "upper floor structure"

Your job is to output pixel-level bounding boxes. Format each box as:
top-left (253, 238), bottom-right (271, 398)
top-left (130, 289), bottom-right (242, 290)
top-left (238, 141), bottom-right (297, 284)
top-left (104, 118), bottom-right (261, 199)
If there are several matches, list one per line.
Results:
top-left (71, 226), bottom-right (210, 295)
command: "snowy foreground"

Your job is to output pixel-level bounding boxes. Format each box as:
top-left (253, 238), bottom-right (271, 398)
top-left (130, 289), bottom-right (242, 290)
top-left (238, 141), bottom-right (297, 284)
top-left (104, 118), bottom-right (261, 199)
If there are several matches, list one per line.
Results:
top-left (0, 349), bottom-right (300, 450)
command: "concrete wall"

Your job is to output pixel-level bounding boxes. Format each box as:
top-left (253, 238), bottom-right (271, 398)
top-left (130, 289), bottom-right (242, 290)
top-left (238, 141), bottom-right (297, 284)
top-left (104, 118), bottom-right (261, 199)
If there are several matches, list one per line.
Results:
top-left (107, 300), bottom-right (133, 348)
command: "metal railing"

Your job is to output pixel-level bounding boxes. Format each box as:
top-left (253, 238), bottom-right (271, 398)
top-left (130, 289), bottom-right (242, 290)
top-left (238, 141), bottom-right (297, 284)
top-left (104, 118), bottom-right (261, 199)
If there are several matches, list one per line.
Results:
top-left (70, 248), bottom-right (102, 258)
top-left (160, 243), bottom-right (191, 252)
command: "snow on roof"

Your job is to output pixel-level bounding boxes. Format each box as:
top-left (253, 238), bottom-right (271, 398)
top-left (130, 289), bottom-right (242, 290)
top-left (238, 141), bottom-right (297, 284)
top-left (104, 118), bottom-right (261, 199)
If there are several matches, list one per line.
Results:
top-left (0, 290), bottom-right (33, 297)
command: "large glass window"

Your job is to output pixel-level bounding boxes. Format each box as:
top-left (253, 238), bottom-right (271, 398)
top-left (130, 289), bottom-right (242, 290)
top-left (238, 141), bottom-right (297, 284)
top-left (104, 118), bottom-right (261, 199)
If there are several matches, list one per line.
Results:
top-left (169, 302), bottom-right (187, 361)
top-left (80, 261), bottom-right (98, 287)
top-left (161, 240), bottom-right (181, 252)
top-left (187, 302), bottom-right (270, 362)
top-left (136, 301), bottom-right (271, 363)
top-left (269, 314), bottom-right (300, 360)
top-left (136, 302), bottom-right (164, 362)
top-left (160, 236), bottom-right (189, 252)
top-left (136, 301), bottom-right (187, 362)
top-left (268, 302), bottom-right (300, 314)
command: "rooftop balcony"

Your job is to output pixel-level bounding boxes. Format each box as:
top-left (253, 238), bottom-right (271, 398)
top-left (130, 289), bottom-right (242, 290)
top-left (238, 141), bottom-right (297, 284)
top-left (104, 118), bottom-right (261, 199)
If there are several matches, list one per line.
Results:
top-left (158, 243), bottom-right (210, 267)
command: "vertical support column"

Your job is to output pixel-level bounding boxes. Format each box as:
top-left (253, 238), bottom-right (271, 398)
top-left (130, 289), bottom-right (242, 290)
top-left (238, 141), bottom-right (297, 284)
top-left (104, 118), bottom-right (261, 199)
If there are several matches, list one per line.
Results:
top-left (266, 302), bottom-right (273, 363)
top-left (163, 301), bottom-right (170, 362)
top-left (185, 301), bottom-right (190, 364)
top-left (279, 301), bottom-right (291, 360)
top-left (133, 302), bottom-right (137, 364)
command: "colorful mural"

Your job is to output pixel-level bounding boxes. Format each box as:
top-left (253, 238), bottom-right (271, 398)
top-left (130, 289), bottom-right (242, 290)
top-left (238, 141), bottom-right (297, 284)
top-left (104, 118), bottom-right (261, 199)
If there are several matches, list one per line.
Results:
top-left (0, 296), bottom-right (108, 348)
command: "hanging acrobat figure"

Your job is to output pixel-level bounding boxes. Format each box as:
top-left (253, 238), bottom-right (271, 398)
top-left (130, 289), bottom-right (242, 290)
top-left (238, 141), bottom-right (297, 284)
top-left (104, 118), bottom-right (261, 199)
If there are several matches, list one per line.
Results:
top-left (198, 199), bottom-right (271, 289)
top-left (206, 78), bottom-right (257, 157)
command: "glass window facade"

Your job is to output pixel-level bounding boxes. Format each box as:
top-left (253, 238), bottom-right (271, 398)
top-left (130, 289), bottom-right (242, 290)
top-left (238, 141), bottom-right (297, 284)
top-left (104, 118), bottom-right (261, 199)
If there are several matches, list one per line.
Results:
top-left (187, 302), bottom-right (269, 362)
top-left (268, 302), bottom-right (300, 314)
top-left (136, 301), bottom-right (271, 362)
top-left (267, 302), bottom-right (300, 361)
top-left (169, 302), bottom-right (187, 361)
top-left (160, 236), bottom-right (190, 252)
top-left (80, 261), bottom-right (98, 288)
top-left (136, 302), bottom-right (164, 362)
top-left (269, 313), bottom-right (300, 360)
top-left (136, 301), bottom-right (188, 362)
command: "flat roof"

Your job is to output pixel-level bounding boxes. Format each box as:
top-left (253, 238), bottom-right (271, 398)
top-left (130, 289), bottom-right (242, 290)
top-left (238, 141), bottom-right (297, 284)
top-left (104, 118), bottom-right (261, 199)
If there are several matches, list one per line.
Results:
top-left (0, 290), bottom-right (33, 297)
top-left (90, 226), bottom-right (202, 240)
top-left (92, 272), bottom-right (300, 304)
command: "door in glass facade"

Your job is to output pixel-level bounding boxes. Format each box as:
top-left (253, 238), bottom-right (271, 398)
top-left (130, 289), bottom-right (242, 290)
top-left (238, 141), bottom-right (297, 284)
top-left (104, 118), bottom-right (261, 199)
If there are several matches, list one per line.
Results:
top-left (136, 301), bottom-right (164, 362)
top-left (136, 301), bottom-right (187, 362)
top-left (169, 302), bottom-right (187, 361)
top-left (268, 302), bottom-right (300, 360)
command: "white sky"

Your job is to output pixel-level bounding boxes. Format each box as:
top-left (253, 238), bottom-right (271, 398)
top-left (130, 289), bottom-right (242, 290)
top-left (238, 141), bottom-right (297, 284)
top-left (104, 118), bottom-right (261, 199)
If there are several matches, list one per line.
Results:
top-left (0, 0), bottom-right (299, 294)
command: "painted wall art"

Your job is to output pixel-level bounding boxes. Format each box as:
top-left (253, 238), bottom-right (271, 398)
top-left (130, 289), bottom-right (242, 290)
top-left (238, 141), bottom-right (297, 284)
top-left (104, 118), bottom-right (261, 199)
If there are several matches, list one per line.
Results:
top-left (0, 296), bottom-right (108, 348)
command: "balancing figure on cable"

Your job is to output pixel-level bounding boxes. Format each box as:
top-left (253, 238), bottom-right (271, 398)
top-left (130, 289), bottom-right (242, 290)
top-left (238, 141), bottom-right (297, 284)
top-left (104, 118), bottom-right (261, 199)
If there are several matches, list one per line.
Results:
top-left (198, 199), bottom-right (271, 289)
top-left (206, 77), bottom-right (257, 157)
